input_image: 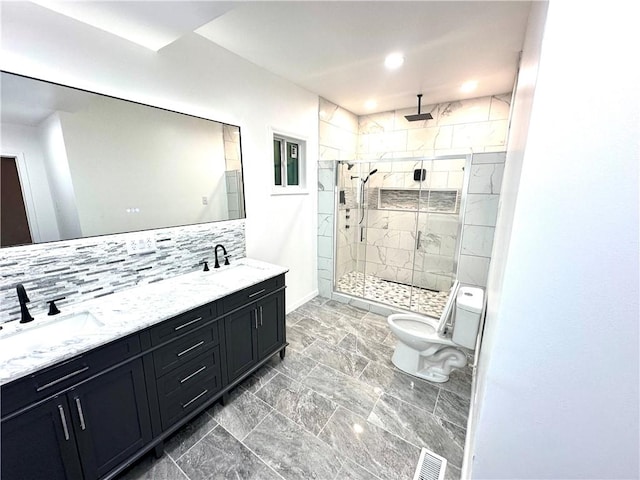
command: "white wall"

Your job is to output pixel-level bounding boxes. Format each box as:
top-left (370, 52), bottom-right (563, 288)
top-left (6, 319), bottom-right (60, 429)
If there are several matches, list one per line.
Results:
top-left (60, 96), bottom-right (228, 236)
top-left (38, 113), bottom-right (82, 240)
top-left (468, 1), bottom-right (639, 478)
top-left (0, 2), bottom-right (319, 310)
top-left (1, 122), bottom-right (60, 241)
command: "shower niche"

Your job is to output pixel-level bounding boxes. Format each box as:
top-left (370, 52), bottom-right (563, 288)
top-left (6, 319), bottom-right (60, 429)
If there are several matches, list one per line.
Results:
top-left (334, 156), bottom-right (469, 318)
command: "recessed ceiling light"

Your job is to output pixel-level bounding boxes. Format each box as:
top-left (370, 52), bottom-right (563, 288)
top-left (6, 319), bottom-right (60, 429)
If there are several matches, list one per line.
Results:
top-left (461, 80), bottom-right (478, 93)
top-left (384, 52), bottom-right (404, 70)
top-left (364, 99), bottom-right (378, 110)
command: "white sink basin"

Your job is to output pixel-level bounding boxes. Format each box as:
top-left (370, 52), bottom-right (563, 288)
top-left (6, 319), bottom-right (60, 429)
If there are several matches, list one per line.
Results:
top-left (0, 311), bottom-right (103, 357)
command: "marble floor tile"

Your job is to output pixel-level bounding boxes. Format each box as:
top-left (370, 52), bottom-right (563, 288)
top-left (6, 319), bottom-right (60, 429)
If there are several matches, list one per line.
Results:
top-left (338, 332), bottom-right (395, 366)
top-left (359, 362), bottom-right (439, 413)
top-left (302, 364), bottom-right (380, 418)
top-left (436, 368), bottom-right (472, 400)
top-left (306, 295), bottom-right (329, 308)
top-left (285, 324), bottom-right (316, 352)
top-left (244, 411), bottom-right (342, 480)
top-left (254, 372), bottom-right (337, 435)
top-left (304, 340), bottom-right (370, 378)
top-left (292, 317), bottom-right (348, 345)
top-left (285, 310), bottom-right (306, 326)
top-left (367, 394), bottom-right (465, 467)
top-left (318, 406), bottom-right (421, 480)
top-left (323, 299), bottom-right (369, 320)
top-left (434, 389), bottom-right (470, 428)
top-left (177, 426), bottom-right (280, 480)
top-left (445, 463), bottom-right (462, 480)
top-left (164, 411), bottom-right (218, 461)
top-left (118, 453), bottom-right (188, 480)
top-left (356, 318), bottom-right (394, 345)
top-left (294, 303), bottom-right (344, 325)
top-left (264, 349), bottom-right (318, 381)
top-left (237, 363), bottom-right (278, 394)
top-left (207, 388), bottom-right (272, 441)
top-left (336, 458), bottom-right (383, 480)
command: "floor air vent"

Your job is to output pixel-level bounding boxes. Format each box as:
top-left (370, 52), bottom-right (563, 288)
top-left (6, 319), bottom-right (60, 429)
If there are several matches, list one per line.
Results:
top-left (413, 447), bottom-right (447, 480)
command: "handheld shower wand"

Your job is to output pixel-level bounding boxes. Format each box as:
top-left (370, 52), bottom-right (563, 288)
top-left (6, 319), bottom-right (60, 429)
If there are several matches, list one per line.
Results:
top-left (358, 169), bottom-right (379, 233)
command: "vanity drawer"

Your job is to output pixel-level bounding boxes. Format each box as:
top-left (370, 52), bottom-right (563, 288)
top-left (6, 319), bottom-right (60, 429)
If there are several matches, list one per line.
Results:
top-left (156, 347), bottom-right (221, 398)
top-left (1, 334), bottom-right (141, 418)
top-left (158, 371), bottom-right (221, 430)
top-left (150, 303), bottom-right (216, 346)
top-left (152, 323), bottom-right (219, 377)
top-left (221, 274), bottom-right (285, 313)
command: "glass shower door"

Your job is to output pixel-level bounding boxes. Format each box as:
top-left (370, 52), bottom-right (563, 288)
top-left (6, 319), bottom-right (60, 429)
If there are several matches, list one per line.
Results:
top-left (411, 156), bottom-right (466, 317)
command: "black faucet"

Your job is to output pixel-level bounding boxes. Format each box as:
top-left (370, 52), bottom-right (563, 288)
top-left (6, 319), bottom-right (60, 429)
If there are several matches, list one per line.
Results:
top-left (213, 244), bottom-right (230, 269)
top-left (16, 284), bottom-right (34, 324)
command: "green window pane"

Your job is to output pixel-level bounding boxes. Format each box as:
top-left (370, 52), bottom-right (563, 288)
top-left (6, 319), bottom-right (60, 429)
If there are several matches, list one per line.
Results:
top-left (287, 142), bottom-right (299, 186)
top-left (274, 139), bottom-right (282, 185)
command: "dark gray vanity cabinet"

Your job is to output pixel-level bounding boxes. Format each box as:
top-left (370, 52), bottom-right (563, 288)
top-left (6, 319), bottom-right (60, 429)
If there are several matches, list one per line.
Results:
top-left (0, 396), bottom-right (84, 480)
top-left (1, 271), bottom-right (287, 480)
top-left (223, 276), bottom-right (286, 383)
top-left (0, 352), bottom-right (151, 480)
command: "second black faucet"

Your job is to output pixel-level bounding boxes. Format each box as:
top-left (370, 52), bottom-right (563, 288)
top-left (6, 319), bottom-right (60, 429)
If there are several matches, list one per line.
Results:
top-left (213, 244), bottom-right (229, 269)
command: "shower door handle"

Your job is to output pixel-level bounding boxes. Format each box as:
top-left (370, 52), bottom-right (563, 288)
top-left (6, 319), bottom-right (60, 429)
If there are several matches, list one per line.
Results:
top-left (416, 231), bottom-right (422, 250)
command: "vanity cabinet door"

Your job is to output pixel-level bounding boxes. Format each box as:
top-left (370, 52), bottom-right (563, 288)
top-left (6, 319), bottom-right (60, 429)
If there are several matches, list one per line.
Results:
top-left (224, 306), bottom-right (258, 382)
top-left (256, 290), bottom-right (285, 360)
top-left (0, 397), bottom-right (84, 480)
top-left (70, 358), bottom-right (152, 479)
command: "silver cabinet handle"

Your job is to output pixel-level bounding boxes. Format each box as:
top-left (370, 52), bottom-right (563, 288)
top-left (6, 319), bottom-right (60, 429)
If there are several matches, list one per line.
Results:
top-left (181, 389), bottom-right (208, 409)
top-left (248, 288), bottom-right (266, 298)
top-left (75, 397), bottom-right (86, 430)
top-left (58, 405), bottom-right (70, 441)
top-left (174, 316), bottom-right (202, 331)
top-left (416, 230), bottom-right (422, 251)
top-left (180, 365), bottom-right (207, 384)
top-left (36, 366), bottom-right (89, 392)
top-left (177, 340), bottom-right (205, 357)
top-left (254, 309), bottom-right (258, 329)
top-left (259, 306), bottom-right (263, 327)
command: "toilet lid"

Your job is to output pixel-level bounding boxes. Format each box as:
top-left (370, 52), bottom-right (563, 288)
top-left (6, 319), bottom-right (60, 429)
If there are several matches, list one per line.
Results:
top-left (457, 286), bottom-right (484, 314)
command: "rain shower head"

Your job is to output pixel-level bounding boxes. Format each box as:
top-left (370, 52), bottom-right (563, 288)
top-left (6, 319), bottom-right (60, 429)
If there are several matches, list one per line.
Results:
top-left (405, 94), bottom-right (433, 122)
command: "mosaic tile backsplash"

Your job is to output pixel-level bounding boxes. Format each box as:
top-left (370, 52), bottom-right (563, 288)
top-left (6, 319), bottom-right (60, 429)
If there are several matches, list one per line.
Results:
top-left (0, 219), bottom-right (245, 324)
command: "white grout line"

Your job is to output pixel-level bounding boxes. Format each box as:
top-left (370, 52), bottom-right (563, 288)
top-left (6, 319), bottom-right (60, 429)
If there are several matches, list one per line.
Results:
top-left (167, 451), bottom-right (191, 480)
top-left (173, 422), bottom-right (220, 463)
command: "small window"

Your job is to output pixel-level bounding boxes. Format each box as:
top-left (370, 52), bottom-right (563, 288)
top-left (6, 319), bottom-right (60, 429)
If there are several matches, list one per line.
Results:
top-left (273, 134), bottom-right (305, 189)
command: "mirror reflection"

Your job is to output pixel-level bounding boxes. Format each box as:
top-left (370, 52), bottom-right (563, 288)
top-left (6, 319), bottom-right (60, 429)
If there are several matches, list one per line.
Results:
top-left (0, 71), bottom-right (245, 248)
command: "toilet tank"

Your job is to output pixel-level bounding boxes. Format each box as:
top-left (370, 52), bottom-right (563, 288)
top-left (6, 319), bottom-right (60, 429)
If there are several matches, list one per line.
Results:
top-left (452, 286), bottom-right (484, 349)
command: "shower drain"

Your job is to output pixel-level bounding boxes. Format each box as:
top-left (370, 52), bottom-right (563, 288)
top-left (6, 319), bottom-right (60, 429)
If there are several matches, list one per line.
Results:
top-left (412, 447), bottom-right (447, 480)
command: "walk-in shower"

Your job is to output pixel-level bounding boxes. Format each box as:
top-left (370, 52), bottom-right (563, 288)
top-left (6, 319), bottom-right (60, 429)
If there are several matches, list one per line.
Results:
top-left (333, 155), bottom-right (470, 318)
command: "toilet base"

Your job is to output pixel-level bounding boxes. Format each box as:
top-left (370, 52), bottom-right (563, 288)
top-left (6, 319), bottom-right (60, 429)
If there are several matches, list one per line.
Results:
top-left (391, 341), bottom-right (467, 383)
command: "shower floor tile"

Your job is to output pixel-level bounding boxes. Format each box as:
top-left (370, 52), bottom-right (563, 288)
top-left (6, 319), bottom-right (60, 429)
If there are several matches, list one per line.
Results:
top-left (336, 271), bottom-right (450, 318)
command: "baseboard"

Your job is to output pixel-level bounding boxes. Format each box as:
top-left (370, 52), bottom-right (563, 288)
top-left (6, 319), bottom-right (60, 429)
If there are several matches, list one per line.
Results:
top-left (287, 289), bottom-right (319, 313)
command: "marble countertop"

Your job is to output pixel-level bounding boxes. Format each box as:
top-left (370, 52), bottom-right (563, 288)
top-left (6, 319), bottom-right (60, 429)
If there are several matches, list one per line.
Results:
top-left (0, 258), bottom-right (288, 386)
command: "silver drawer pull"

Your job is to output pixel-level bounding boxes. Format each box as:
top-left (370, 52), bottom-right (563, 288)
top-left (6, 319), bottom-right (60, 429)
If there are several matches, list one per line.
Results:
top-left (36, 366), bottom-right (90, 392)
top-left (174, 316), bottom-right (202, 331)
top-left (177, 340), bottom-right (205, 357)
top-left (180, 365), bottom-right (207, 384)
top-left (58, 405), bottom-right (70, 441)
top-left (75, 397), bottom-right (86, 430)
top-left (259, 306), bottom-right (263, 326)
top-left (248, 288), bottom-right (266, 298)
top-left (181, 389), bottom-right (208, 409)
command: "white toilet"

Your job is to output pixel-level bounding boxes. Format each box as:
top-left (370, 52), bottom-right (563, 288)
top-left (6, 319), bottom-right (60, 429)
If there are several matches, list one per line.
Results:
top-left (387, 283), bottom-right (484, 383)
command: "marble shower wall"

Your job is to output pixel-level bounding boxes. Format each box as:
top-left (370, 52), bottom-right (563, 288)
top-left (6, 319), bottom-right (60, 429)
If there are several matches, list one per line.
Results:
top-left (318, 98), bottom-right (358, 297)
top-left (0, 220), bottom-right (245, 324)
top-left (223, 125), bottom-right (244, 219)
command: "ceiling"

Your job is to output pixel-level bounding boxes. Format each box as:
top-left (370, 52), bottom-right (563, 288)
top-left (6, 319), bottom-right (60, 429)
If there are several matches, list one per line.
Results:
top-left (24, 1), bottom-right (532, 115)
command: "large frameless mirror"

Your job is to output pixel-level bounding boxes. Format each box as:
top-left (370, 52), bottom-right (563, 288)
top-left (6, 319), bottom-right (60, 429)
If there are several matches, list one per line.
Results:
top-left (1, 71), bottom-right (245, 248)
